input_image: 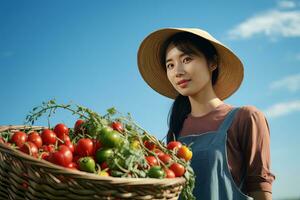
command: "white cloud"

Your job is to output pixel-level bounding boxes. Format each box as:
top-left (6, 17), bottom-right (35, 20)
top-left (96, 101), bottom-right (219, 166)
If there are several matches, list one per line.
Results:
top-left (264, 100), bottom-right (300, 118)
top-left (228, 9), bottom-right (300, 39)
top-left (278, 0), bottom-right (297, 9)
top-left (270, 74), bottom-right (300, 92)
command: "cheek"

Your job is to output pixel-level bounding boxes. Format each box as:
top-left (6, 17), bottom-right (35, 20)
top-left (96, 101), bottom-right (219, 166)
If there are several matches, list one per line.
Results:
top-left (166, 71), bottom-right (177, 87)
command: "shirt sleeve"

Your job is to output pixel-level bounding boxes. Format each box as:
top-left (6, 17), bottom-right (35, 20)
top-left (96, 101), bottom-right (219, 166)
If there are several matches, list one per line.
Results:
top-left (238, 106), bottom-right (276, 193)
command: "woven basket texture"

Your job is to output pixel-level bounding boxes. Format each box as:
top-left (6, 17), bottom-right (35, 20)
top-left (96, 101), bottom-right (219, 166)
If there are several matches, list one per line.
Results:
top-left (0, 125), bottom-right (185, 200)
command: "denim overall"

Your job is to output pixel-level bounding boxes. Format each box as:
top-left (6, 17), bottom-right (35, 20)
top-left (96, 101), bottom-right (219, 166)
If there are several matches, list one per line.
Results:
top-left (178, 108), bottom-right (253, 200)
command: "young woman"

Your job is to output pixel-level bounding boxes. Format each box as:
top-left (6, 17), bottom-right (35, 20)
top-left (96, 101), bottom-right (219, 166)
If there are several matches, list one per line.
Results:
top-left (137, 28), bottom-right (275, 200)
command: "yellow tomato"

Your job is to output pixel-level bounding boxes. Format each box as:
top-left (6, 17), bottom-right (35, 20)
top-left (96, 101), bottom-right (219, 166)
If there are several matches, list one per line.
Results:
top-left (177, 146), bottom-right (193, 161)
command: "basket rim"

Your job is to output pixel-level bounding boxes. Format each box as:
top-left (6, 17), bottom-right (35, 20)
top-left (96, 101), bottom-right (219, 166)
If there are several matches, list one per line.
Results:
top-left (0, 125), bottom-right (186, 186)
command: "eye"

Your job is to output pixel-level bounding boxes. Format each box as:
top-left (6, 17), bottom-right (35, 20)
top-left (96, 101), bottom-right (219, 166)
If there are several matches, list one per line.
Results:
top-left (183, 56), bottom-right (192, 64)
top-left (166, 63), bottom-right (174, 70)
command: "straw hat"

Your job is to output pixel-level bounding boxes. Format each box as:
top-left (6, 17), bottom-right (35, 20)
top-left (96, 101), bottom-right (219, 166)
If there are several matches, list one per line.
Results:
top-left (137, 28), bottom-right (244, 100)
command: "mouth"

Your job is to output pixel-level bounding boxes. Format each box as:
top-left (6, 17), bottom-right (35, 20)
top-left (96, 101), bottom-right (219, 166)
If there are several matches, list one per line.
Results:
top-left (177, 79), bottom-right (191, 88)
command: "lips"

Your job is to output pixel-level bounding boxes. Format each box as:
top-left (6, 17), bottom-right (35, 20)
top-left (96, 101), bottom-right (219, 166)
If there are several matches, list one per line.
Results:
top-left (177, 79), bottom-right (191, 85)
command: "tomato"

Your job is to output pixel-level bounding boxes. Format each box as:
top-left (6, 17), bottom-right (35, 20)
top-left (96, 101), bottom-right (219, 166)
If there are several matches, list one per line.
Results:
top-left (58, 135), bottom-right (71, 145)
top-left (158, 153), bottom-right (172, 164)
top-left (73, 155), bottom-right (80, 163)
top-left (20, 142), bottom-right (38, 158)
top-left (11, 131), bottom-right (27, 147)
top-left (0, 137), bottom-right (5, 143)
top-left (64, 142), bottom-right (74, 153)
top-left (177, 146), bottom-right (193, 161)
top-left (167, 141), bottom-right (182, 151)
top-left (54, 123), bottom-right (69, 139)
top-left (98, 171), bottom-right (109, 176)
top-left (164, 168), bottom-right (176, 178)
top-left (144, 140), bottom-right (156, 151)
top-left (41, 129), bottom-right (56, 145)
top-left (41, 144), bottom-right (55, 153)
top-left (27, 131), bottom-right (42, 148)
top-left (99, 128), bottom-right (123, 148)
top-left (67, 162), bottom-right (78, 170)
top-left (78, 157), bottom-right (96, 173)
top-left (40, 152), bottom-right (49, 160)
top-left (147, 166), bottom-right (165, 179)
top-left (130, 140), bottom-right (140, 150)
top-left (145, 156), bottom-right (159, 167)
top-left (75, 138), bottom-right (94, 156)
top-left (92, 139), bottom-right (102, 155)
top-left (111, 121), bottom-right (124, 132)
top-left (96, 148), bottom-right (114, 164)
top-left (169, 163), bottom-right (185, 177)
top-left (74, 119), bottom-right (84, 132)
top-left (50, 145), bottom-right (73, 167)
top-left (100, 162), bottom-right (109, 170)
top-left (154, 149), bottom-right (164, 157)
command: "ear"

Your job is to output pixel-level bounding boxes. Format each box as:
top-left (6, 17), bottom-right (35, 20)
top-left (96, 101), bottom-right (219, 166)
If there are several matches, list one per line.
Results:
top-left (209, 55), bottom-right (218, 72)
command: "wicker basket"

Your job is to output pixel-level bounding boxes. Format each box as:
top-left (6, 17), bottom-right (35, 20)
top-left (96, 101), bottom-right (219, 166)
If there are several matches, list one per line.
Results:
top-left (0, 125), bottom-right (185, 200)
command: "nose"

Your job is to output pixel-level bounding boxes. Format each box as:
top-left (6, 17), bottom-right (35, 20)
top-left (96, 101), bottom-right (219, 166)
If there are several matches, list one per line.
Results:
top-left (175, 64), bottom-right (185, 77)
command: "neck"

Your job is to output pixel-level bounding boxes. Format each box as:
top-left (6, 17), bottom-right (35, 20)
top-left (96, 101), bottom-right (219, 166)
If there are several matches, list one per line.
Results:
top-left (188, 84), bottom-right (223, 117)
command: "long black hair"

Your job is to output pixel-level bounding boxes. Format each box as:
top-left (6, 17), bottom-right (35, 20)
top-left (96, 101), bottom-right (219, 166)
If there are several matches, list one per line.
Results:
top-left (161, 32), bottom-right (219, 143)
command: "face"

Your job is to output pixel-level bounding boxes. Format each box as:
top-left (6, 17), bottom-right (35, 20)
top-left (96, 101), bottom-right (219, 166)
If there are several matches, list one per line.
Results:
top-left (165, 43), bottom-right (214, 98)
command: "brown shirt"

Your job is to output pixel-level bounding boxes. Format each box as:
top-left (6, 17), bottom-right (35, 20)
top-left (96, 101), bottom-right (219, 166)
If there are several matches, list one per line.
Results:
top-left (179, 103), bottom-right (275, 194)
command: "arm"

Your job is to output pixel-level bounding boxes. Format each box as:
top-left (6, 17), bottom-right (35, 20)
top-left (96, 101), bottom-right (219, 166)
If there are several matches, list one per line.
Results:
top-left (238, 106), bottom-right (275, 197)
top-left (248, 191), bottom-right (272, 200)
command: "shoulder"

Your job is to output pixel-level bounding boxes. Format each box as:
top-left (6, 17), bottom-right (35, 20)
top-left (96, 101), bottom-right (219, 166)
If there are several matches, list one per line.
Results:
top-left (236, 105), bottom-right (266, 119)
top-left (234, 105), bottom-right (269, 131)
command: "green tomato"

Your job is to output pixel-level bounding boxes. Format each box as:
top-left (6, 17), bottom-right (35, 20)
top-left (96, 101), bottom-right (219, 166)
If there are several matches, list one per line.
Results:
top-left (110, 170), bottom-right (124, 177)
top-left (99, 128), bottom-right (123, 148)
top-left (147, 166), bottom-right (166, 179)
top-left (78, 157), bottom-right (96, 173)
top-left (95, 148), bottom-right (114, 164)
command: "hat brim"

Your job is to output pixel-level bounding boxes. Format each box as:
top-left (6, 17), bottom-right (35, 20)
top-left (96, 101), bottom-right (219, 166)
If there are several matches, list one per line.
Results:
top-left (137, 28), bottom-right (244, 100)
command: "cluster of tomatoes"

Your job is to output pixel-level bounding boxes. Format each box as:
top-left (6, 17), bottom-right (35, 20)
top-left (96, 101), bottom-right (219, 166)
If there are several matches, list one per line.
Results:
top-left (0, 120), bottom-right (193, 179)
top-left (143, 140), bottom-right (192, 179)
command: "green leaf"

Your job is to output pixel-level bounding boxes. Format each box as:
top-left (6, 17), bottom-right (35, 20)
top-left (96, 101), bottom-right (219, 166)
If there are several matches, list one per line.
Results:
top-left (107, 107), bottom-right (116, 115)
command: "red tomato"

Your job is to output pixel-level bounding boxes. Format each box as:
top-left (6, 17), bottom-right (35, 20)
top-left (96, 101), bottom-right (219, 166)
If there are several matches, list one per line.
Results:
top-left (145, 156), bottom-right (159, 167)
top-left (41, 144), bottom-right (55, 153)
top-left (169, 163), bottom-right (185, 177)
top-left (58, 135), bottom-right (71, 145)
top-left (64, 142), bottom-right (74, 153)
top-left (154, 149), bottom-right (164, 157)
top-left (28, 131), bottom-right (42, 148)
top-left (67, 162), bottom-right (78, 170)
top-left (164, 168), bottom-right (176, 178)
top-left (100, 162), bottom-right (109, 170)
top-left (54, 123), bottom-right (69, 139)
top-left (73, 155), bottom-right (80, 164)
top-left (20, 142), bottom-right (38, 158)
top-left (144, 140), bottom-right (156, 151)
top-left (11, 131), bottom-right (27, 147)
top-left (167, 141), bottom-right (182, 151)
top-left (74, 119), bottom-right (84, 130)
top-left (40, 152), bottom-right (49, 160)
top-left (75, 138), bottom-right (94, 156)
top-left (50, 145), bottom-right (73, 167)
top-left (111, 121), bottom-right (124, 132)
top-left (158, 153), bottom-right (172, 164)
top-left (41, 129), bottom-right (56, 145)
top-left (177, 146), bottom-right (193, 161)
top-left (92, 139), bottom-right (102, 155)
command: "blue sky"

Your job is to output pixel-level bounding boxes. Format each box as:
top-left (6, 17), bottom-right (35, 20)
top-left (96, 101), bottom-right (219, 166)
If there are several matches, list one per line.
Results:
top-left (0, 0), bottom-right (300, 199)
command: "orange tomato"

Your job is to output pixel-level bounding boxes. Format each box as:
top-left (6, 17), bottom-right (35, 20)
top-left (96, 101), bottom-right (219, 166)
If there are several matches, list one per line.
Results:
top-left (177, 145), bottom-right (193, 161)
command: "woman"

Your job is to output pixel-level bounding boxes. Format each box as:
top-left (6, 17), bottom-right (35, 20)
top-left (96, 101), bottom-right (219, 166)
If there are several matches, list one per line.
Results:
top-left (137, 28), bottom-right (275, 200)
